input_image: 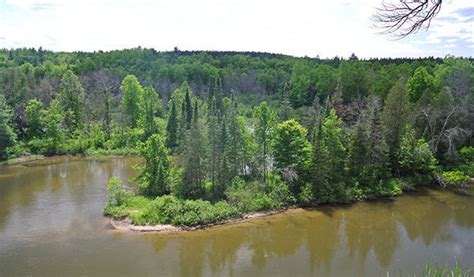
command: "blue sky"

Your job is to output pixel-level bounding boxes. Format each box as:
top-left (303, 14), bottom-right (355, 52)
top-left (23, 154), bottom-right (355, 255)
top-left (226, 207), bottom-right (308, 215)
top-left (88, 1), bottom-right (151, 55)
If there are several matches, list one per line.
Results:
top-left (0, 0), bottom-right (472, 58)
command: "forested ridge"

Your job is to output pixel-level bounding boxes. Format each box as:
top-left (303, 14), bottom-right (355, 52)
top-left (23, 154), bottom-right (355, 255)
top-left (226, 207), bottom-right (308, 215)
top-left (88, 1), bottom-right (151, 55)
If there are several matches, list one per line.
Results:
top-left (0, 47), bottom-right (472, 226)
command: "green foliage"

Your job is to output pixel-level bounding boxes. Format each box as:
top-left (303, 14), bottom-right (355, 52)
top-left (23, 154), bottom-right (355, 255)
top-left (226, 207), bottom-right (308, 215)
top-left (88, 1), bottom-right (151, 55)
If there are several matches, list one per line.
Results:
top-left (273, 119), bottom-right (311, 192)
top-left (120, 75), bottom-right (143, 128)
top-left (0, 95), bottom-right (16, 160)
top-left (312, 109), bottom-right (348, 203)
top-left (253, 101), bottom-right (278, 183)
top-left (88, 122), bottom-right (106, 149)
top-left (137, 134), bottom-right (170, 197)
top-left (438, 171), bottom-right (470, 188)
top-left (348, 97), bottom-right (389, 189)
top-left (290, 61), bottom-right (313, 107)
top-left (106, 177), bottom-right (130, 207)
top-left (131, 195), bottom-right (242, 227)
top-left (399, 126), bottom-right (438, 176)
top-left (423, 261), bottom-right (471, 277)
top-left (40, 100), bottom-right (65, 154)
top-left (179, 101), bottom-right (205, 199)
top-left (59, 70), bottom-right (85, 132)
top-left (456, 147), bottom-right (474, 177)
top-left (165, 101), bottom-right (179, 150)
top-left (407, 66), bottom-right (435, 102)
top-left (338, 60), bottom-right (369, 103)
top-left (225, 176), bottom-right (293, 213)
top-left (139, 86), bottom-right (160, 140)
top-left (25, 99), bottom-right (45, 139)
top-left (2, 49), bottom-right (472, 224)
top-left (381, 80), bottom-right (411, 172)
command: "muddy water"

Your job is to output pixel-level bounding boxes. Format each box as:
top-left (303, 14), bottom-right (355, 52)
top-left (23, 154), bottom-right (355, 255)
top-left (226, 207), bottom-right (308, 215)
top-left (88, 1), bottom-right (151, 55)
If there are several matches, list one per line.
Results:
top-left (0, 157), bottom-right (473, 276)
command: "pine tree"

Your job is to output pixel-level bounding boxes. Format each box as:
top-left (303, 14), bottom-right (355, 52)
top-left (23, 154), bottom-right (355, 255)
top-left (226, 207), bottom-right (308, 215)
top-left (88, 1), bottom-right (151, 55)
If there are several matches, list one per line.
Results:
top-left (184, 86), bottom-right (193, 129)
top-left (214, 75), bottom-right (224, 115)
top-left (165, 101), bottom-right (178, 151)
top-left (349, 97), bottom-right (389, 189)
top-left (311, 109), bottom-right (347, 203)
top-left (281, 82), bottom-right (292, 120)
top-left (180, 100), bottom-right (205, 199)
top-left (228, 90), bottom-right (240, 178)
top-left (215, 117), bottom-right (230, 199)
top-left (382, 80), bottom-right (411, 174)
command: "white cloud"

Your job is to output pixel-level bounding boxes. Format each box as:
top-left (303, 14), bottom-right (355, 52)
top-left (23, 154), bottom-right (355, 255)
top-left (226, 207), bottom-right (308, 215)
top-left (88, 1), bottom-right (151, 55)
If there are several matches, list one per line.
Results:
top-left (0, 0), bottom-right (471, 57)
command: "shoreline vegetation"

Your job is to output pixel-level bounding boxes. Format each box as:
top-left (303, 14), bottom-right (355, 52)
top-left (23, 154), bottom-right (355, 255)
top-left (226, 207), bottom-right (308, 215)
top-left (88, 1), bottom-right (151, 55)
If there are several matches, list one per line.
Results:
top-left (109, 208), bottom-right (286, 233)
top-left (105, 178), bottom-right (473, 233)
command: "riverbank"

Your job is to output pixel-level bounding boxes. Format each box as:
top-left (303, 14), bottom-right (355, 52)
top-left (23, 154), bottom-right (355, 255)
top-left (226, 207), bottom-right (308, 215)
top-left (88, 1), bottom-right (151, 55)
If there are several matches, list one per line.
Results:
top-left (109, 209), bottom-right (286, 233)
top-left (0, 154), bottom-right (45, 166)
top-left (1, 153), bottom-right (139, 167)
top-left (107, 181), bottom-right (474, 233)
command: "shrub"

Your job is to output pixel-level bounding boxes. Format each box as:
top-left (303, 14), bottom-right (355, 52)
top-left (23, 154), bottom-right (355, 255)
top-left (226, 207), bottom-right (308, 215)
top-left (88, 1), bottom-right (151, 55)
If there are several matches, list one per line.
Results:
top-left (437, 171), bottom-right (470, 188)
top-left (266, 173), bottom-right (295, 208)
top-left (298, 183), bottom-right (314, 204)
top-left (225, 176), bottom-right (293, 213)
top-left (103, 205), bottom-right (128, 218)
top-left (106, 177), bottom-right (131, 207)
top-left (456, 147), bottom-right (474, 177)
top-left (132, 195), bottom-right (242, 227)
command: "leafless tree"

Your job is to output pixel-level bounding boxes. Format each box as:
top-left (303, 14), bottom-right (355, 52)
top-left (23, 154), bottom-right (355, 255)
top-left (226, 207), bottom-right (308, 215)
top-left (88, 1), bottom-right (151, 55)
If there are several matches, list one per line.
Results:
top-left (373, 0), bottom-right (443, 37)
top-left (81, 69), bottom-right (120, 135)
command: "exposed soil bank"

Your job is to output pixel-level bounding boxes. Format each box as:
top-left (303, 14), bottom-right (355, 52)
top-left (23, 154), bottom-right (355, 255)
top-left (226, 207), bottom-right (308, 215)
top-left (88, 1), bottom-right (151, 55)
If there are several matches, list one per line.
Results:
top-left (109, 209), bottom-right (286, 233)
top-left (0, 155), bottom-right (45, 166)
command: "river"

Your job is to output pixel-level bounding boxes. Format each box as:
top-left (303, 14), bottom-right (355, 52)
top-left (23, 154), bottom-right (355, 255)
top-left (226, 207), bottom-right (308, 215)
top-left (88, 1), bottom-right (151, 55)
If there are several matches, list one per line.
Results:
top-left (0, 157), bottom-right (473, 276)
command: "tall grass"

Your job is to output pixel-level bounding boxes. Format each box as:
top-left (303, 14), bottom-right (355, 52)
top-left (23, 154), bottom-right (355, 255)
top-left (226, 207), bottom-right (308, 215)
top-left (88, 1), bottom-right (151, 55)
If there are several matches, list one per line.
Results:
top-left (422, 261), bottom-right (471, 277)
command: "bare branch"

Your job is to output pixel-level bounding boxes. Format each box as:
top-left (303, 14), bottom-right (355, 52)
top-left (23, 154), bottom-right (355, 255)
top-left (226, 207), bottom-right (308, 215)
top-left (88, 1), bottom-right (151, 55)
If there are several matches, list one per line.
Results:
top-left (372, 0), bottom-right (443, 38)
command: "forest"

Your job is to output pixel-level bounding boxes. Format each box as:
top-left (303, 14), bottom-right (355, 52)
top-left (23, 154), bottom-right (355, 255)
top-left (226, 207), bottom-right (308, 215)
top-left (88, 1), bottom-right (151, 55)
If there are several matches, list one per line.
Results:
top-left (0, 48), bottom-right (473, 227)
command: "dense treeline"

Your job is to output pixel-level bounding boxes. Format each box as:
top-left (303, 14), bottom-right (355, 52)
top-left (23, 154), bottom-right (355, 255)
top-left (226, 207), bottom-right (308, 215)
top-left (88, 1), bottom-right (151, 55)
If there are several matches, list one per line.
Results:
top-left (0, 48), bottom-right (472, 226)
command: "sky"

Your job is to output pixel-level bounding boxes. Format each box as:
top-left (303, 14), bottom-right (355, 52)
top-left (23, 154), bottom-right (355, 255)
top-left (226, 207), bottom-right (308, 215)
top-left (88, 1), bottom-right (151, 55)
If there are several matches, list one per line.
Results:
top-left (0, 0), bottom-right (472, 58)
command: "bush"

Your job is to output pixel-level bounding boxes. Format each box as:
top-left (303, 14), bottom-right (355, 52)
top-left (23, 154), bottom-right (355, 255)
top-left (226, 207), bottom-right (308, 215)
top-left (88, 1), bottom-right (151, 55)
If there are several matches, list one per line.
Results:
top-left (379, 179), bottom-right (402, 197)
top-left (298, 183), bottom-right (314, 204)
top-left (131, 195), bottom-right (242, 227)
top-left (106, 177), bottom-right (131, 207)
top-left (437, 171), bottom-right (470, 188)
top-left (225, 176), bottom-right (293, 213)
top-left (456, 147), bottom-right (474, 177)
top-left (103, 205), bottom-right (129, 218)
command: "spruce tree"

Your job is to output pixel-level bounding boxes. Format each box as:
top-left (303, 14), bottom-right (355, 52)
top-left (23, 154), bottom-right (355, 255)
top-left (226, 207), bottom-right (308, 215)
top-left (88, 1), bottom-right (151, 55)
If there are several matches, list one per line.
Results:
top-left (382, 80), bottom-right (410, 174)
top-left (184, 86), bottom-right (193, 129)
top-left (215, 117), bottom-right (230, 199)
top-left (311, 109), bottom-right (347, 203)
top-left (180, 100), bottom-right (205, 199)
top-left (165, 101), bottom-right (178, 151)
top-left (281, 82), bottom-right (292, 120)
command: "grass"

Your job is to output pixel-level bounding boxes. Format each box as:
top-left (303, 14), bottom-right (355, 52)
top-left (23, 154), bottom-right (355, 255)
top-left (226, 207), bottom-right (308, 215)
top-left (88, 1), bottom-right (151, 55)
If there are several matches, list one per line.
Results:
top-left (105, 194), bottom-right (243, 227)
top-left (421, 261), bottom-right (471, 277)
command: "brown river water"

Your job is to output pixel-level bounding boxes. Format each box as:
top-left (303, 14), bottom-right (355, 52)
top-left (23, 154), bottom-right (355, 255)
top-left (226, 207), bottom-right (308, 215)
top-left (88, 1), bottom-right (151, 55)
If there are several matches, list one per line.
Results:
top-left (0, 157), bottom-right (473, 276)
